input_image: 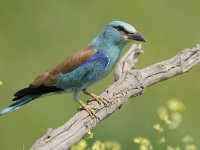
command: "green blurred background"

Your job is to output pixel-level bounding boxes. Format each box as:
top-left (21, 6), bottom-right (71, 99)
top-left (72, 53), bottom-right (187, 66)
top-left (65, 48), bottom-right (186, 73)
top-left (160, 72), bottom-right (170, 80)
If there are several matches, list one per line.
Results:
top-left (0, 0), bottom-right (199, 149)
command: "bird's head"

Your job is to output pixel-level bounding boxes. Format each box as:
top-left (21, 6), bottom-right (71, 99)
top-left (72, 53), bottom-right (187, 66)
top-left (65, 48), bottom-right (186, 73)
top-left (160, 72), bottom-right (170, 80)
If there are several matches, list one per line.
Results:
top-left (91, 21), bottom-right (145, 52)
top-left (107, 21), bottom-right (146, 43)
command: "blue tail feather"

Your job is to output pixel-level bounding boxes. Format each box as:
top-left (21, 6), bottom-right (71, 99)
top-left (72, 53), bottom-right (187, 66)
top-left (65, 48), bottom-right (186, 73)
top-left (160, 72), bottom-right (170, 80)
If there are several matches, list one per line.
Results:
top-left (0, 95), bottom-right (39, 115)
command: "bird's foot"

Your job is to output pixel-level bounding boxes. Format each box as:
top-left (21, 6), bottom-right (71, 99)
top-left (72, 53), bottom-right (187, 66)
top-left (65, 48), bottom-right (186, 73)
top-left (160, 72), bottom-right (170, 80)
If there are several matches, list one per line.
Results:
top-left (77, 100), bottom-right (98, 119)
top-left (92, 95), bottom-right (110, 106)
top-left (83, 90), bottom-right (111, 106)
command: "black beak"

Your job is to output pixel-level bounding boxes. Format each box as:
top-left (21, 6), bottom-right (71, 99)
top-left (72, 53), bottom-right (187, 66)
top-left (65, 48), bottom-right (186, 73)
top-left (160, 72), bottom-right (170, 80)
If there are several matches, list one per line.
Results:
top-left (128, 32), bottom-right (146, 42)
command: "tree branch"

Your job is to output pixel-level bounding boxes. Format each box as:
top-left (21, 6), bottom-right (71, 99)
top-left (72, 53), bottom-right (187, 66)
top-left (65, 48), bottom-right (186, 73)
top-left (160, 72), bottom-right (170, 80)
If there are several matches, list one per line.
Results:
top-left (31, 44), bottom-right (200, 150)
top-left (114, 44), bottom-right (144, 81)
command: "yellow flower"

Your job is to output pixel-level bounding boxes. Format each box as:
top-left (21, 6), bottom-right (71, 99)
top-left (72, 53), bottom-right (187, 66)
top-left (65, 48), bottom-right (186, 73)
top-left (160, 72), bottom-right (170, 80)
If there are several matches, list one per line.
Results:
top-left (169, 112), bottom-right (183, 129)
top-left (104, 141), bottom-right (121, 150)
top-left (92, 140), bottom-right (105, 150)
top-left (181, 136), bottom-right (196, 150)
top-left (167, 99), bottom-right (185, 112)
top-left (157, 107), bottom-right (171, 124)
top-left (141, 138), bottom-right (151, 145)
top-left (85, 130), bottom-right (93, 139)
top-left (0, 81), bottom-right (3, 86)
top-left (133, 137), bottom-right (152, 150)
top-left (163, 115), bottom-right (171, 124)
top-left (167, 145), bottom-right (180, 150)
top-left (134, 137), bottom-right (142, 144)
top-left (157, 106), bottom-right (168, 118)
top-left (181, 136), bottom-right (194, 144)
top-left (140, 145), bottom-right (153, 150)
top-left (153, 124), bottom-right (164, 133)
top-left (159, 137), bottom-right (166, 143)
top-left (185, 144), bottom-right (197, 150)
top-left (88, 140), bottom-right (121, 150)
top-left (70, 140), bottom-right (87, 150)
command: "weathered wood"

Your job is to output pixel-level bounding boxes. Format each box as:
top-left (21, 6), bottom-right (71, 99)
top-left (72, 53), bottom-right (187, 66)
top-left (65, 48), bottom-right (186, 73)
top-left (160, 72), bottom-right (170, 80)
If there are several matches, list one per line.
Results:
top-left (31, 44), bottom-right (200, 150)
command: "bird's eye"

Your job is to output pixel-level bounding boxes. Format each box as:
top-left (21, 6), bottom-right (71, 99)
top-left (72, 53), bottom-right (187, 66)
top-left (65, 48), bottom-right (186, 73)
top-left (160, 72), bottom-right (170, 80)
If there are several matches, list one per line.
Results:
top-left (114, 26), bottom-right (125, 31)
top-left (113, 26), bottom-right (130, 34)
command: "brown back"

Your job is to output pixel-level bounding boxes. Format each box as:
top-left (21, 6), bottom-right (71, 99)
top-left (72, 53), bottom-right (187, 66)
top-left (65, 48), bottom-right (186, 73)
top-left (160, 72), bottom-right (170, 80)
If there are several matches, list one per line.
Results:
top-left (31, 45), bottom-right (96, 87)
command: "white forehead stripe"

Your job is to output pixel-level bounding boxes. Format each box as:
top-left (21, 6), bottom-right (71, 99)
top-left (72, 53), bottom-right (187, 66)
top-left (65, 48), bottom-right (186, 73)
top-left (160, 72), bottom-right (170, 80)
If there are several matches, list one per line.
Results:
top-left (108, 21), bottom-right (137, 33)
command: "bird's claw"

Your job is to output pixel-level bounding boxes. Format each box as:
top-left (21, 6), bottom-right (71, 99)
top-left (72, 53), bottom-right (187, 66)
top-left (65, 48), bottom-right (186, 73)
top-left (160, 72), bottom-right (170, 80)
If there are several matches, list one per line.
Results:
top-left (83, 105), bottom-right (98, 119)
top-left (93, 95), bottom-right (111, 106)
top-left (83, 90), bottom-right (111, 106)
top-left (77, 100), bottom-right (99, 119)
top-left (87, 96), bottom-right (111, 106)
top-left (77, 105), bottom-right (97, 111)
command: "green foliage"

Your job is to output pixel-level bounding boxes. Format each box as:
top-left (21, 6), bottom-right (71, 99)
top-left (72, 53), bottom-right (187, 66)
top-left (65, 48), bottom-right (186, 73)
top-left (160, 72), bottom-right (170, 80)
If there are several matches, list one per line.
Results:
top-left (71, 99), bottom-right (197, 150)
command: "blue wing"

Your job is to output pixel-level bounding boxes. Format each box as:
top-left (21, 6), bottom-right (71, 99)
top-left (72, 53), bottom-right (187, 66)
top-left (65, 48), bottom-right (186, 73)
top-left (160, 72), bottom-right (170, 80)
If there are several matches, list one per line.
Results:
top-left (56, 52), bottom-right (109, 90)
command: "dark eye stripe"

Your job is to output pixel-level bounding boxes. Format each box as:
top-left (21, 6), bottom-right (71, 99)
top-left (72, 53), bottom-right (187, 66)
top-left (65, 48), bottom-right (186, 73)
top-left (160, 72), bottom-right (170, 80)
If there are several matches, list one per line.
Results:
top-left (114, 26), bottom-right (124, 31)
top-left (113, 26), bottom-right (130, 34)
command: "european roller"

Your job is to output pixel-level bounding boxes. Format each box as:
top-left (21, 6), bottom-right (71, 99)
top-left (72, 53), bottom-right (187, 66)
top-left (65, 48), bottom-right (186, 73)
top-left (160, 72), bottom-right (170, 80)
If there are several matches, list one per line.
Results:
top-left (0, 21), bottom-right (145, 117)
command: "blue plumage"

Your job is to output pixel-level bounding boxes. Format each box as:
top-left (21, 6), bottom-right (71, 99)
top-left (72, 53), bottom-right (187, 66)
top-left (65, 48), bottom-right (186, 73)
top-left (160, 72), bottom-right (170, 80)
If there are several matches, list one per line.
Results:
top-left (0, 95), bottom-right (39, 115)
top-left (56, 52), bottom-right (109, 90)
top-left (0, 21), bottom-right (145, 117)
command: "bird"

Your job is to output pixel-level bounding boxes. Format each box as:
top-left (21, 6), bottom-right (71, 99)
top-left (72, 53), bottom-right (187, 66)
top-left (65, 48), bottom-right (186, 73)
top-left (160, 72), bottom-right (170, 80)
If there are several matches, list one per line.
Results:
top-left (0, 21), bottom-right (145, 117)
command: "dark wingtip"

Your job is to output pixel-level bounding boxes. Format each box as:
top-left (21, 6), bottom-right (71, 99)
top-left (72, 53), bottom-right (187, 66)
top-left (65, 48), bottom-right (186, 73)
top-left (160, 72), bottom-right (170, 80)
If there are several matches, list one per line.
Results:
top-left (13, 85), bottom-right (63, 101)
top-left (12, 96), bottom-right (23, 101)
top-left (13, 87), bottom-right (30, 101)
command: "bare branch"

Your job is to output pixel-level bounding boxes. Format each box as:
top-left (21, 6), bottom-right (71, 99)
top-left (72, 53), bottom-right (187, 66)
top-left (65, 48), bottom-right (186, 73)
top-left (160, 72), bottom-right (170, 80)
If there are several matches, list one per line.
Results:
top-left (31, 44), bottom-right (200, 150)
top-left (114, 44), bottom-right (144, 81)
